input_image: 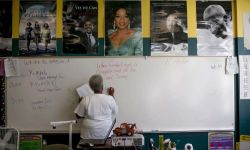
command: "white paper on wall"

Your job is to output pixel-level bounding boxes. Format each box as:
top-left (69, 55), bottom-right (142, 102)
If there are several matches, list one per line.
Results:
top-left (239, 56), bottom-right (250, 99)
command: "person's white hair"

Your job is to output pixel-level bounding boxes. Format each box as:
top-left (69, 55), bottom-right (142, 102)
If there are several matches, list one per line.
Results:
top-left (203, 5), bottom-right (226, 21)
top-left (89, 74), bottom-right (103, 93)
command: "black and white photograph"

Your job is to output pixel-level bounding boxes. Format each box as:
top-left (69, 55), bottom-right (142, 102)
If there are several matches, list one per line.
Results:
top-left (150, 0), bottom-right (188, 56)
top-left (196, 0), bottom-right (233, 56)
top-left (105, 0), bottom-right (143, 56)
top-left (19, 0), bottom-right (56, 56)
top-left (63, 0), bottom-right (98, 55)
top-left (243, 13), bottom-right (250, 50)
top-left (0, 0), bottom-right (12, 57)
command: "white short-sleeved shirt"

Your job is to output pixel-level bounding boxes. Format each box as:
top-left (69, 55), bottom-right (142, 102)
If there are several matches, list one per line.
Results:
top-left (74, 94), bottom-right (118, 139)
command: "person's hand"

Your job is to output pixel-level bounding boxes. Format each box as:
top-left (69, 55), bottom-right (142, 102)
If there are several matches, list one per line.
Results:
top-left (108, 87), bottom-right (115, 97)
top-left (78, 97), bottom-right (83, 103)
top-left (66, 3), bottom-right (74, 14)
top-left (177, 18), bottom-right (187, 33)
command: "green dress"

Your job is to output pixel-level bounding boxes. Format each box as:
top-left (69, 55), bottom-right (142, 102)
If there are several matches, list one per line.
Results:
top-left (107, 30), bottom-right (143, 56)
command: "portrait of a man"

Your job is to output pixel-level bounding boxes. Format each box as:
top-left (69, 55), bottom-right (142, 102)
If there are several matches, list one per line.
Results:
top-left (196, 0), bottom-right (233, 56)
top-left (151, 1), bottom-right (188, 56)
top-left (63, 0), bottom-right (98, 55)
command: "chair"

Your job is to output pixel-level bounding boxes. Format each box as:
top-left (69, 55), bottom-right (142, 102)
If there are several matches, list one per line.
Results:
top-left (43, 144), bottom-right (69, 150)
top-left (0, 127), bottom-right (19, 150)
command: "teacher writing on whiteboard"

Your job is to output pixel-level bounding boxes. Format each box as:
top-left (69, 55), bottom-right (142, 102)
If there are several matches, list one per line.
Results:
top-left (74, 74), bottom-right (118, 139)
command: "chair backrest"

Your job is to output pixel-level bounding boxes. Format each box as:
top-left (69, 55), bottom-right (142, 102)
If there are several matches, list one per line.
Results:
top-left (43, 144), bottom-right (69, 150)
top-left (0, 127), bottom-right (19, 150)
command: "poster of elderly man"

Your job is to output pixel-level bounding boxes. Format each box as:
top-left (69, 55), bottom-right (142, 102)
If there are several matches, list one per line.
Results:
top-left (150, 1), bottom-right (188, 56)
top-left (196, 0), bottom-right (233, 56)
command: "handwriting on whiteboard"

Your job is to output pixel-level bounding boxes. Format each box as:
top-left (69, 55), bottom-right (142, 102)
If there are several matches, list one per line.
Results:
top-left (31, 98), bottom-right (52, 111)
top-left (26, 69), bottom-right (64, 92)
top-left (10, 97), bottom-right (24, 105)
top-left (7, 72), bottom-right (64, 93)
top-left (23, 59), bottom-right (70, 66)
top-left (210, 63), bottom-right (223, 70)
top-left (96, 61), bottom-right (138, 80)
top-left (8, 81), bottom-right (22, 89)
top-left (165, 57), bottom-right (189, 64)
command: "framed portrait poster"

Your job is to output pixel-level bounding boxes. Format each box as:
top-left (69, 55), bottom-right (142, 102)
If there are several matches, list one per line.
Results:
top-left (19, 0), bottom-right (56, 56)
top-left (105, 0), bottom-right (143, 56)
top-left (196, 0), bottom-right (233, 56)
top-left (0, 0), bottom-right (12, 56)
top-left (63, 0), bottom-right (98, 55)
top-left (151, 0), bottom-right (188, 56)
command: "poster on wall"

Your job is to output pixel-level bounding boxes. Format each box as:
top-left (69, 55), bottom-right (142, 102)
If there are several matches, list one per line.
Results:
top-left (150, 0), bottom-right (188, 56)
top-left (208, 132), bottom-right (234, 150)
top-left (63, 0), bottom-right (98, 55)
top-left (0, 0), bottom-right (12, 57)
top-left (243, 13), bottom-right (250, 50)
top-left (196, 0), bottom-right (233, 56)
top-left (105, 0), bottom-right (143, 56)
top-left (19, 0), bottom-right (56, 56)
top-left (240, 135), bottom-right (250, 150)
top-left (19, 135), bottom-right (42, 150)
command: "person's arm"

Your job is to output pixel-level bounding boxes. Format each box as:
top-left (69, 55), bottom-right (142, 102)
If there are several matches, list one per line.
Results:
top-left (75, 113), bottom-right (83, 119)
top-left (49, 29), bottom-right (51, 40)
top-left (75, 97), bottom-right (84, 119)
top-left (25, 28), bottom-right (28, 38)
top-left (107, 87), bottom-right (118, 115)
top-left (78, 97), bottom-right (83, 103)
top-left (177, 19), bottom-right (187, 33)
top-left (74, 98), bottom-right (86, 119)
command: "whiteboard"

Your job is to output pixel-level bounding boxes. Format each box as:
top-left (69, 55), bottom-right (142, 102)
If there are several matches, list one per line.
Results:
top-left (6, 57), bottom-right (235, 132)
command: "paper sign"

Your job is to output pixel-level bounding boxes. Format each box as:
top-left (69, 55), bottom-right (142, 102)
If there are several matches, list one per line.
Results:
top-left (239, 56), bottom-right (250, 99)
top-left (226, 56), bottom-right (239, 75)
top-left (240, 135), bottom-right (250, 150)
top-left (76, 84), bottom-right (94, 97)
top-left (4, 59), bottom-right (20, 77)
top-left (208, 132), bottom-right (234, 150)
top-left (19, 135), bottom-right (42, 150)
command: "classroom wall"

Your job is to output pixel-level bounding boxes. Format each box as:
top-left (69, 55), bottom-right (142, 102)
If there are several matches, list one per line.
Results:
top-left (45, 0), bottom-right (239, 149)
